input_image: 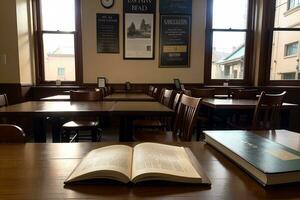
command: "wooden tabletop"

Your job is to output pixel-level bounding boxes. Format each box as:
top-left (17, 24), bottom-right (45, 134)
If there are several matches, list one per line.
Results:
top-left (202, 98), bottom-right (298, 109)
top-left (104, 93), bottom-right (155, 101)
top-left (1, 131), bottom-right (300, 199)
top-left (40, 95), bottom-right (70, 101)
top-left (0, 101), bottom-right (173, 117)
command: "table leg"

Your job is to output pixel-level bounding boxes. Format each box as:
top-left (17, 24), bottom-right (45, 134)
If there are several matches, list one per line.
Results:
top-left (119, 116), bottom-right (134, 142)
top-left (33, 117), bottom-right (46, 143)
top-left (51, 117), bottom-right (63, 143)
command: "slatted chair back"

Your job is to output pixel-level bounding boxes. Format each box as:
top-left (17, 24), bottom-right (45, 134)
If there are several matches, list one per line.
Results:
top-left (252, 91), bottom-right (286, 130)
top-left (0, 94), bottom-right (8, 107)
top-left (172, 92), bottom-right (183, 111)
top-left (0, 124), bottom-right (25, 143)
top-left (173, 95), bottom-right (201, 141)
top-left (161, 89), bottom-right (176, 108)
top-left (158, 88), bottom-right (166, 102)
top-left (70, 90), bottom-right (103, 101)
top-left (191, 88), bottom-right (215, 98)
top-left (148, 85), bottom-right (155, 96)
top-left (182, 89), bottom-right (192, 96)
top-left (152, 88), bottom-right (158, 99)
top-left (232, 89), bottom-right (258, 100)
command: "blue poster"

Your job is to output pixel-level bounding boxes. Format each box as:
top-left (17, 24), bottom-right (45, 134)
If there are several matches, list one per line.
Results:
top-left (160, 0), bottom-right (192, 14)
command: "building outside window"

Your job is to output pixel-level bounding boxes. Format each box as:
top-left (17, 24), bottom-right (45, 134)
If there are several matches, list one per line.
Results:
top-left (288, 0), bottom-right (300, 10)
top-left (285, 42), bottom-right (298, 56)
top-left (269, 0), bottom-right (300, 81)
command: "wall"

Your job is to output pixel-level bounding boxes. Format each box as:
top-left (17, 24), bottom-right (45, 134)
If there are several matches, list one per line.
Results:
top-left (81, 0), bottom-right (206, 84)
top-left (0, 0), bottom-right (20, 83)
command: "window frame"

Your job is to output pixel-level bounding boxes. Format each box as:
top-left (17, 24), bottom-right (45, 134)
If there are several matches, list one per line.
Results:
top-left (288, 0), bottom-right (300, 10)
top-left (33, 0), bottom-right (83, 85)
top-left (284, 41), bottom-right (299, 57)
top-left (204, 0), bottom-right (256, 86)
top-left (258, 0), bottom-right (300, 86)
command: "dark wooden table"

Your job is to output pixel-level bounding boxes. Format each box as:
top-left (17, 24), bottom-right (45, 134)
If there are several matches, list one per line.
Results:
top-left (0, 101), bottom-right (173, 142)
top-left (41, 93), bottom-right (155, 102)
top-left (104, 93), bottom-right (155, 101)
top-left (1, 131), bottom-right (300, 199)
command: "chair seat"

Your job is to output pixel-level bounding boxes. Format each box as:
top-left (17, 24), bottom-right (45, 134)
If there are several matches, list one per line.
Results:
top-left (133, 119), bottom-right (164, 128)
top-left (62, 120), bottom-right (99, 129)
top-left (134, 130), bottom-right (180, 142)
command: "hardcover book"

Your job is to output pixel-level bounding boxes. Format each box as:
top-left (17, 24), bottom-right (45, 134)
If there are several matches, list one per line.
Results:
top-left (205, 131), bottom-right (300, 186)
top-left (65, 143), bottom-right (210, 185)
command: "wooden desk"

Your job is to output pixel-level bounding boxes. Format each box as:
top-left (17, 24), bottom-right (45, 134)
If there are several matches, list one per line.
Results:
top-left (40, 93), bottom-right (155, 102)
top-left (1, 135), bottom-right (300, 199)
top-left (104, 93), bottom-right (155, 101)
top-left (0, 101), bottom-right (173, 142)
top-left (202, 98), bottom-right (297, 109)
top-left (40, 95), bottom-right (70, 101)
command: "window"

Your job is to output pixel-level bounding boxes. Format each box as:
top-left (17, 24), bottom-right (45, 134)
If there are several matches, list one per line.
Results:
top-left (285, 42), bottom-right (298, 56)
top-left (34, 0), bottom-right (82, 84)
top-left (204, 0), bottom-right (254, 85)
top-left (288, 0), bottom-right (300, 10)
top-left (261, 0), bottom-right (300, 83)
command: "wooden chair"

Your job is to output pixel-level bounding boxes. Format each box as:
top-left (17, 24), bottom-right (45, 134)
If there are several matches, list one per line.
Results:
top-left (191, 88), bottom-right (215, 98)
top-left (134, 95), bottom-right (201, 142)
top-left (252, 91), bottom-right (286, 130)
top-left (148, 85), bottom-right (155, 96)
top-left (0, 124), bottom-right (25, 143)
top-left (182, 89), bottom-right (192, 96)
top-left (152, 88), bottom-right (158, 99)
top-left (133, 89), bottom-right (176, 130)
top-left (0, 94), bottom-right (8, 107)
top-left (62, 90), bottom-right (103, 142)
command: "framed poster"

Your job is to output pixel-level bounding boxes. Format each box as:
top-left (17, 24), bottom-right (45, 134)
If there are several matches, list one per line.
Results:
top-left (97, 77), bottom-right (106, 88)
top-left (97, 14), bottom-right (119, 53)
top-left (160, 0), bottom-right (192, 14)
top-left (160, 15), bottom-right (191, 68)
top-left (124, 13), bottom-right (154, 59)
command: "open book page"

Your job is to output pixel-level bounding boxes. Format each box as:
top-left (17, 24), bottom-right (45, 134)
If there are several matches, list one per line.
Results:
top-left (65, 145), bottom-right (133, 183)
top-left (131, 143), bottom-right (201, 182)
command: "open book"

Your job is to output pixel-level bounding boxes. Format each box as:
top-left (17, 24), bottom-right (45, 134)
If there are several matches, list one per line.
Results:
top-left (65, 143), bottom-right (210, 184)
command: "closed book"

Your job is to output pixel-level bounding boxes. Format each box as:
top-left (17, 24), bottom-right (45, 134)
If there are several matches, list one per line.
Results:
top-left (205, 131), bottom-right (300, 186)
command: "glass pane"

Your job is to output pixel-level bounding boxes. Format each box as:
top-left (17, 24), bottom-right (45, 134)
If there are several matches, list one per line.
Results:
top-left (41, 0), bottom-right (75, 31)
top-left (213, 0), bottom-right (248, 29)
top-left (270, 31), bottom-right (300, 80)
top-left (275, 0), bottom-right (300, 28)
top-left (211, 31), bottom-right (246, 80)
top-left (43, 34), bottom-right (76, 81)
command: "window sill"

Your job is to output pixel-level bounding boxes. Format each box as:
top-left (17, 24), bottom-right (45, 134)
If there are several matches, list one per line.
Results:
top-left (284, 55), bottom-right (298, 59)
top-left (284, 6), bottom-right (300, 17)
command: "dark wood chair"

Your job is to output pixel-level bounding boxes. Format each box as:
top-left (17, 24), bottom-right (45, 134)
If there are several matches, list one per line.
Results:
top-left (191, 88), bottom-right (215, 98)
top-left (0, 124), bottom-right (25, 143)
top-left (0, 94), bottom-right (8, 107)
top-left (152, 87), bottom-right (158, 99)
top-left (148, 85), bottom-right (155, 96)
top-left (182, 89), bottom-right (192, 96)
top-left (62, 90), bottom-right (103, 142)
top-left (134, 95), bottom-right (201, 142)
top-left (252, 91), bottom-right (286, 130)
top-left (133, 89), bottom-right (176, 130)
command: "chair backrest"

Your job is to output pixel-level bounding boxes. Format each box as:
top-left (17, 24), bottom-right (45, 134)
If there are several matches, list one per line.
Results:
top-left (161, 89), bottom-right (176, 108)
top-left (148, 85), bottom-right (155, 96)
top-left (0, 94), bottom-right (8, 107)
top-left (252, 91), bottom-right (286, 130)
top-left (70, 90), bottom-right (103, 101)
top-left (152, 88), bottom-right (158, 98)
top-left (173, 95), bottom-right (201, 141)
top-left (191, 88), bottom-right (215, 98)
top-left (232, 89), bottom-right (258, 100)
top-left (182, 89), bottom-right (191, 96)
top-left (172, 92), bottom-right (183, 111)
top-left (107, 86), bottom-right (112, 95)
top-left (158, 88), bottom-right (166, 102)
top-left (0, 124), bottom-right (25, 143)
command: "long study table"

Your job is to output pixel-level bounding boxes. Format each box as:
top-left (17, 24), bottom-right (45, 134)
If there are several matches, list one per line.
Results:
top-left (0, 130), bottom-right (300, 199)
top-left (0, 101), bottom-right (173, 142)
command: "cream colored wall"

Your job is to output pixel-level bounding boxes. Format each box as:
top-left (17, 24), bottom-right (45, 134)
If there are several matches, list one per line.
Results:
top-left (81, 0), bottom-right (206, 84)
top-left (0, 0), bottom-right (20, 83)
top-left (16, 0), bottom-right (34, 85)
